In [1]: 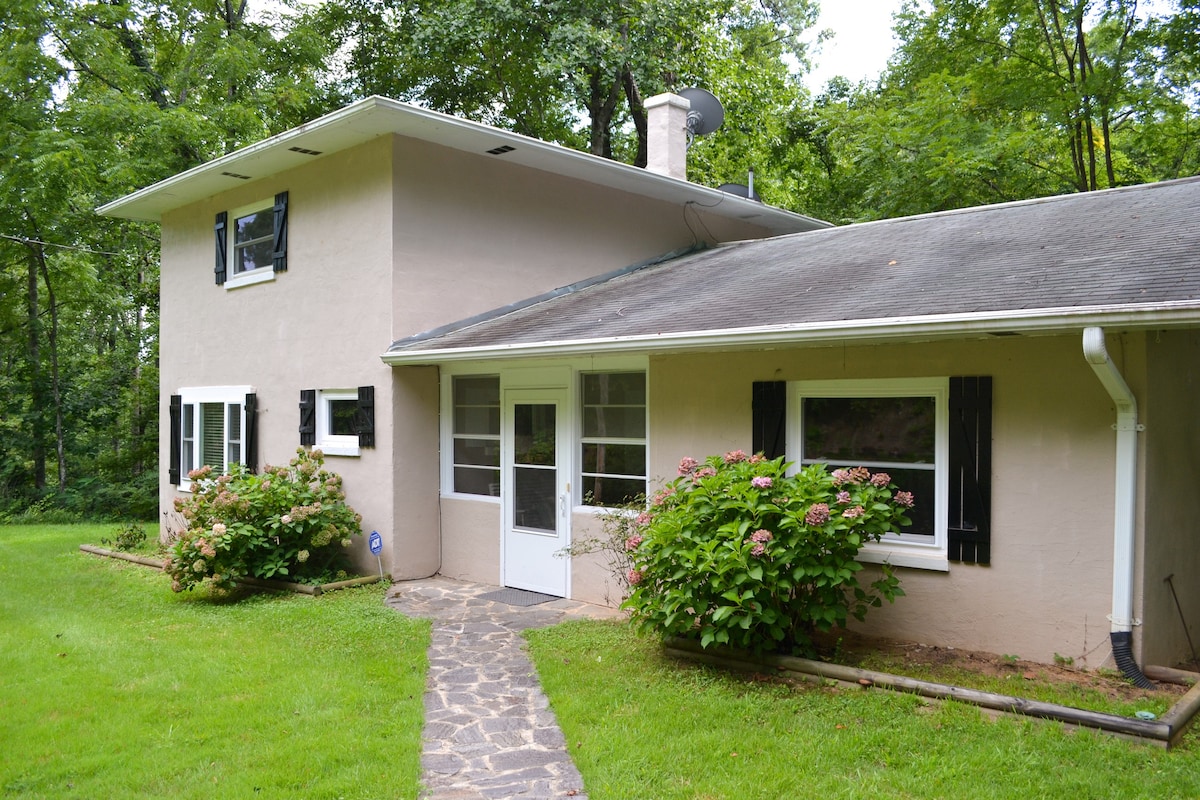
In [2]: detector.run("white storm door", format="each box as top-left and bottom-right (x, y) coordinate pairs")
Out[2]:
(502, 388), (570, 596)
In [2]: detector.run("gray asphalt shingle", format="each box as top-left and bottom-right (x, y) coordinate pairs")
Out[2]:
(389, 176), (1200, 354)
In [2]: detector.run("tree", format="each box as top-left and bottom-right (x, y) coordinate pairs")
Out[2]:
(807, 0), (1200, 221)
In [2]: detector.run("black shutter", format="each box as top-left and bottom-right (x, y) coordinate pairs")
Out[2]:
(272, 191), (288, 272)
(356, 385), (375, 448)
(948, 376), (993, 565)
(752, 381), (787, 460)
(169, 394), (182, 485)
(244, 393), (258, 473)
(299, 389), (316, 446)
(214, 212), (228, 285)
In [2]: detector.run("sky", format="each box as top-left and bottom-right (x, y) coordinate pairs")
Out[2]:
(803, 0), (910, 91)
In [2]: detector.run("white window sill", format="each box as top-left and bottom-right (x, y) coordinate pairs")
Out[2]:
(224, 269), (275, 290)
(857, 546), (950, 572)
(442, 491), (501, 503)
(318, 442), (360, 457)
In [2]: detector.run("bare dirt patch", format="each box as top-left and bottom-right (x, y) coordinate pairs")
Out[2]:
(814, 630), (1195, 704)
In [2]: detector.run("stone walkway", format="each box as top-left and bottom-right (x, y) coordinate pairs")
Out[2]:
(385, 577), (623, 800)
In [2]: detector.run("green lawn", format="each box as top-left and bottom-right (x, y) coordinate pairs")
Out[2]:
(0, 525), (430, 800)
(527, 619), (1200, 800)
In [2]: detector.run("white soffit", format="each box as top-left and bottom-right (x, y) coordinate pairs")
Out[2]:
(98, 96), (828, 234)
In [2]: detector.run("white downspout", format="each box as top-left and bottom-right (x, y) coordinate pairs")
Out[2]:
(1082, 327), (1153, 687)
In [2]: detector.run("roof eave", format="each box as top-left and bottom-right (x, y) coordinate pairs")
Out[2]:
(96, 95), (828, 234)
(380, 301), (1200, 366)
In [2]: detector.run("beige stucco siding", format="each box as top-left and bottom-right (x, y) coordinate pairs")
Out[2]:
(388, 135), (773, 340)
(647, 334), (1129, 667)
(1142, 329), (1200, 668)
(439, 496), (501, 584)
(159, 136), (397, 574)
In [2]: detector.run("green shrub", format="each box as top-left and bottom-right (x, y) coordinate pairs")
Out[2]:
(100, 522), (148, 552)
(165, 448), (362, 593)
(623, 451), (910, 656)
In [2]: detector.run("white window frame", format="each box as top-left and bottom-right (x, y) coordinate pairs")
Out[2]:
(438, 358), (648, 507)
(317, 389), (360, 457)
(224, 199), (276, 290)
(578, 371), (648, 509)
(177, 385), (253, 488)
(787, 377), (950, 572)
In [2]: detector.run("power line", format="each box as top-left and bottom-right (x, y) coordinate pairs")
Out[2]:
(0, 233), (120, 257)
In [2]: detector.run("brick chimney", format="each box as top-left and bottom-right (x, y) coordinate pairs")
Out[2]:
(644, 93), (690, 181)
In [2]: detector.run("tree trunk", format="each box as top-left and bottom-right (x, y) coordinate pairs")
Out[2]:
(26, 251), (45, 490)
(623, 68), (648, 168)
(36, 248), (67, 490)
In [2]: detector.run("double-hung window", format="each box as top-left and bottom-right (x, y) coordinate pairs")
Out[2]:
(451, 375), (501, 496)
(580, 372), (647, 507)
(215, 192), (287, 289)
(788, 378), (949, 569)
(170, 386), (257, 484)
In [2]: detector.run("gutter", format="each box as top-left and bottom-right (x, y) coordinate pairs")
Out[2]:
(1083, 327), (1154, 689)
(382, 301), (1200, 366)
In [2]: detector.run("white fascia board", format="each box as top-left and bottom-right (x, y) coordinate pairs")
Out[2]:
(380, 301), (1200, 365)
(97, 96), (828, 234)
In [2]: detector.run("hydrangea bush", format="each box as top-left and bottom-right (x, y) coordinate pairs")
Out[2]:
(623, 451), (912, 655)
(165, 448), (362, 593)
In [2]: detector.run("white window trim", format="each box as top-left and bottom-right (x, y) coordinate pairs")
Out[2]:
(223, 199), (276, 290)
(786, 377), (950, 572)
(176, 385), (253, 491)
(578, 370), (648, 510)
(438, 358), (648, 506)
(317, 389), (360, 457)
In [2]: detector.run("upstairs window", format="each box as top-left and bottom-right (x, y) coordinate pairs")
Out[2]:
(580, 372), (646, 507)
(215, 192), (288, 288)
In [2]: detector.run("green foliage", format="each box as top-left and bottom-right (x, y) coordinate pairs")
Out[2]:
(99, 522), (147, 552)
(623, 451), (909, 655)
(165, 449), (362, 592)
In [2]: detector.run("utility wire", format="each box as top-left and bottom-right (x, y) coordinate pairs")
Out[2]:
(1, 233), (120, 256)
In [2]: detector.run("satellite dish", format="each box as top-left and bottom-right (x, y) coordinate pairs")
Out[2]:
(678, 87), (724, 144)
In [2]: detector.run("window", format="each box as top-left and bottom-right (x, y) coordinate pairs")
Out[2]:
(452, 376), (500, 496)
(299, 386), (374, 455)
(169, 386), (257, 484)
(788, 378), (949, 568)
(580, 372), (646, 507)
(215, 192), (287, 288)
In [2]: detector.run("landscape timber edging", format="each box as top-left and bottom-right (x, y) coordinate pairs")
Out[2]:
(664, 636), (1200, 749)
(79, 544), (386, 596)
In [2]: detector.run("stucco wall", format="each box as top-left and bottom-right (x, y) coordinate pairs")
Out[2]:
(388, 135), (773, 340)
(1142, 329), (1200, 668)
(648, 334), (1128, 667)
(159, 136), (397, 573)
(439, 496), (501, 584)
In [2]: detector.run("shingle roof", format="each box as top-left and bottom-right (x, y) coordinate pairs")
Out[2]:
(385, 176), (1200, 361)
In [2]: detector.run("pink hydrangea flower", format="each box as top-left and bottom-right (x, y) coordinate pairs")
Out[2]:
(624, 534), (644, 552)
(871, 472), (891, 487)
(894, 491), (915, 508)
(635, 512), (652, 527)
(652, 487), (676, 506)
(835, 491), (851, 505)
(805, 503), (831, 526)
(723, 449), (748, 464)
(842, 505), (865, 519)
(748, 454), (766, 464)
(212, 523), (227, 536)
(627, 569), (644, 586)
(678, 456), (699, 475)
(831, 468), (850, 486)
(751, 543), (767, 557)
(751, 476), (772, 489)
(750, 529), (773, 543)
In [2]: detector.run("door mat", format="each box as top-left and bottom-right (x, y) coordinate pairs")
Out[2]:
(479, 588), (559, 607)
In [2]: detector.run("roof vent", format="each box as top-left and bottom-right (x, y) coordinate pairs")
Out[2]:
(288, 146), (323, 156)
(221, 171), (252, 180)
(487, 144), (516, 155)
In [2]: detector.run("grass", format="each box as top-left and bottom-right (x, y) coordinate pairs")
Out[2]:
(526, 619), (1200, 800)
(0, 524), (430, 800)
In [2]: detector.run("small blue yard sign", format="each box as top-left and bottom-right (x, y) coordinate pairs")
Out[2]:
(369, 531), (383, 555)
